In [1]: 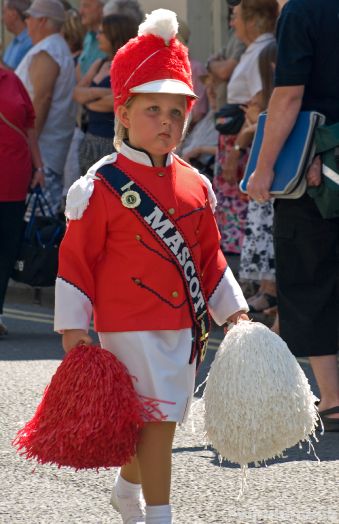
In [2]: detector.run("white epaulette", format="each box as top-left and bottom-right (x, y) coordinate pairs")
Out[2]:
(173, 153), (217, 213)
(65, 153), (118, 220)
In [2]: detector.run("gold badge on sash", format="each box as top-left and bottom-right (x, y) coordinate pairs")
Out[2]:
(121, 190), (141, 209)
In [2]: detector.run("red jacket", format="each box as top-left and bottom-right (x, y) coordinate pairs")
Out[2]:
(57, 150), (227, 332)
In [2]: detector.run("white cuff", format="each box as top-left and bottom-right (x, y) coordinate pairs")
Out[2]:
(54, 277), (92, 332)
(208, 267), (248, 325)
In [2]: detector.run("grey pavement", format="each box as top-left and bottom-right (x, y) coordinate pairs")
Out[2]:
(0, 283), (338, 524)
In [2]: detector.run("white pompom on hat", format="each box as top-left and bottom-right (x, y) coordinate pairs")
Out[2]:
(203, 321), (319, 470)
(110, 8), (197, 113)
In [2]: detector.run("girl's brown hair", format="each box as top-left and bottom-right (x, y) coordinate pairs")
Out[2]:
(102, 14), (138, 57)
(240, 0), (279, 34)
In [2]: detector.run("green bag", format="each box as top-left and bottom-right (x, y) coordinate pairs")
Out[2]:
(307, 122), (339, 219)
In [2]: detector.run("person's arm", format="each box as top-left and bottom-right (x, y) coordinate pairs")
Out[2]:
(246, 85), (304, 201)
(27, 127), (45, 188)
(208, 57), (238, 82)
(55, 182), (108, 351)
(73, 86), (111, 104)
(221, 121), (257, 184)
(29, 51), (60, 137)
(76, 59), (101, 87)
(75, 61), (82, 82)
(183, 145), (217, 163)
(73, 60), (111, 104)
(85, 93), (114, 112)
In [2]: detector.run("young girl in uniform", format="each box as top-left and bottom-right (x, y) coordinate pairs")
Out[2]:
(54, 9), (249, 524)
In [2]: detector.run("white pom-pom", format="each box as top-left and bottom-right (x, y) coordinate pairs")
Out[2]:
(138, 9), (178, 44)
(204, 321), (319, 469)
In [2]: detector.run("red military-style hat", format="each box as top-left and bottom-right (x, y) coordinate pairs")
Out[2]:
(110, 9), (197, 113)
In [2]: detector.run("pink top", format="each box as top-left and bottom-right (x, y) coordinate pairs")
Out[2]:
(0, 68), (35, 201)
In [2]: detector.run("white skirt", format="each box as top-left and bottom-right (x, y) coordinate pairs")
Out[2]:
(99, 329), (196, 423)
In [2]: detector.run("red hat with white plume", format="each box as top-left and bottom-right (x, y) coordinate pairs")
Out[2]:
(110, 8), (197, 113)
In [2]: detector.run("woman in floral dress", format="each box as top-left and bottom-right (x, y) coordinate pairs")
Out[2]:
(213, 0), (278, 255)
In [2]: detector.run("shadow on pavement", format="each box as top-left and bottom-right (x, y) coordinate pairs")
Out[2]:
(173, 427), (339, 469)
(207, 428), (339, 468)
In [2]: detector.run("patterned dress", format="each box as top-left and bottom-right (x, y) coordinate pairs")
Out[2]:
(239, 199), (275, 281)
(213, 134), (249, 254)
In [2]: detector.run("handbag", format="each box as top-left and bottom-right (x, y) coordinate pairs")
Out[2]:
(307, 122), (339, 219)
(214, 103), (245, 136)
(240, 111), (326, 198)
(12, 188), (65, 287)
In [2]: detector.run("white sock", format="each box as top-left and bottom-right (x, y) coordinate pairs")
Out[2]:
(116, 473), (142, 499)
(146, 504), (172, 524)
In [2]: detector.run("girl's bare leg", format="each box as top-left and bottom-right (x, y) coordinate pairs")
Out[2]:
(137, 421), (176, 506)
(121, 455), (142, 484)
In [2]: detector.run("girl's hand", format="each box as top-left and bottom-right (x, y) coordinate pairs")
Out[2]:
(62, 329), (93, 354)
(224, 311), (249, 334)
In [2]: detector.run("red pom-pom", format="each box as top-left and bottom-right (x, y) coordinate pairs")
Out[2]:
(13, 345), (164, 470)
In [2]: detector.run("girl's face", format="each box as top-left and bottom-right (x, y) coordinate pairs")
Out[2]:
(117, 93), (187, 167)
(97, 26), (113, 55)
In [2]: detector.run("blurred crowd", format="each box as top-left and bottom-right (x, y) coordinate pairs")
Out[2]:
(0, 0), (285, 333)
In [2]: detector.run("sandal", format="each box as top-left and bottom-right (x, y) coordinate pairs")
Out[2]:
(248, 293), (277, 313)
(319, 406), (339, 432)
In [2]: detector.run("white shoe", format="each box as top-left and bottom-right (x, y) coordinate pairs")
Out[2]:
(110, 485), (145, 524)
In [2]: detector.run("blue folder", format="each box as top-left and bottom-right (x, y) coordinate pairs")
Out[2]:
(240, 111), (325, 198)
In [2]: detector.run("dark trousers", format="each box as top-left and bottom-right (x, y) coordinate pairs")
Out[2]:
(274, 194), (339, 357)
(0, 201), (25, 314)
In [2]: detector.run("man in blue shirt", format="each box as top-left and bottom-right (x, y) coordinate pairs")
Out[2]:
(2, 0), (32, 69)
(77, 0), (107, 78)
